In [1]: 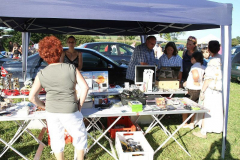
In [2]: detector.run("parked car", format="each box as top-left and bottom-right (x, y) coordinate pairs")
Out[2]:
(231, 52), (240, 82)
(0, 53), (16, 67)
(231, 45), (240, 60)
(176, 44), (184, 51)
(80, 42), (135, 65)
(1, 48), (128, 85)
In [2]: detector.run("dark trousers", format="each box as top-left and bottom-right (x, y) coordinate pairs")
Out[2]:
(188, 89), (201, 103)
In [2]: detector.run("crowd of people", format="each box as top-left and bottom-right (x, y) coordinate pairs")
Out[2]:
(126, 35), (223, 139)
(26, 35), (223, 159)
(5, 41), (37, 59)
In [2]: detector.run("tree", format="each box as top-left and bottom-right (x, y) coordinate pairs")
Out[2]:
(74, 35), (95, 45)
(236, 36), (240, 43)
(117, 37), (123, 40)
(160, 32), (185, 41)
(232, 38), (239, 46)
(125, 36), (136, 41)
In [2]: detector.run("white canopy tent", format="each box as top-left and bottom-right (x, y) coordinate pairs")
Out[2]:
(0, 0), (233, 158)
(198, 34), (221, 48)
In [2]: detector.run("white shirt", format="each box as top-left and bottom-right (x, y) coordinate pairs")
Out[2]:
(186, 62), (205, 90)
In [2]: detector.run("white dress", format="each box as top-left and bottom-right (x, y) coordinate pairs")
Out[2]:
(197, 54), (223, 133)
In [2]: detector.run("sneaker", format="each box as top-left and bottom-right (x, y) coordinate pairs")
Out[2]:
(192, 131), (207, 138)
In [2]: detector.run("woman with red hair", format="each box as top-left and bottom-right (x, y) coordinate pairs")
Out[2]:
(29, 36), (89, 160)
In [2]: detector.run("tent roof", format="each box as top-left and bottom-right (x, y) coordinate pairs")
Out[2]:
(0, 0), (232, 35)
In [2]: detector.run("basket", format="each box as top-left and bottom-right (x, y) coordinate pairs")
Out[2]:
(115, 132), (154, 160)
(107, 116), (136, 139)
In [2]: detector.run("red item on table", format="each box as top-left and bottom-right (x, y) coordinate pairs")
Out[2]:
(21, 90), (30, 95)
(3, 89), (20, 96)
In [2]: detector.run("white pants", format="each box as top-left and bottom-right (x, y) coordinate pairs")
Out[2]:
(46, 111), (87, 153)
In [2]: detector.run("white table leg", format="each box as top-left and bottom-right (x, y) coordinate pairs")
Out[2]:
(0, 138), (29, 160)
(0, 120), (31, 158)
(152, 113), (194, 156)
(15, 121), (46, 147)
(144, 114), (165, 135)
(86, 116), (122, 160)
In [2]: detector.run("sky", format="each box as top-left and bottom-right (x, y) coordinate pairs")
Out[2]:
(178, 0), (240, 40)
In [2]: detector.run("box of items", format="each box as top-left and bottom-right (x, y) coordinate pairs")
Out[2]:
(155, 81), (179, 89)
(156, 66), (180, 89)
(107, 116), (136, 139)
(115, 131), (154, 160)
(128, 101), (143, 112)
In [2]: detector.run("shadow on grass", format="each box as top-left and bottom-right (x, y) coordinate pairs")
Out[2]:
(139, 114), (194, 159)
(0, 142), (39, 160)
(204, 139), (234, 160)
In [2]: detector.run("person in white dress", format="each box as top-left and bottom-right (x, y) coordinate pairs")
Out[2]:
(193, 40), (223, 138)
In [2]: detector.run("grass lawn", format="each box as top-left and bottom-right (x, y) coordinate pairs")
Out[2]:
(0, 82), (240, 160)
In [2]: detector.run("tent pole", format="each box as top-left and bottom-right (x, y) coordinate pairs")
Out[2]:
(22, 32), (29, 82)
(221, 25), (231, 159)
(140, 35), (147, 44)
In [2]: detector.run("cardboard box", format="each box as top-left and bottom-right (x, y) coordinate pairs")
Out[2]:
(92, 71), (108, 89)
(155, 81), (179, 89)
(128, 101), (142, 112)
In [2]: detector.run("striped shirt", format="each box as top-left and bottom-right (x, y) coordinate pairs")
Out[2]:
(126, 43), (156, 81)
(157, 53), (183, 72)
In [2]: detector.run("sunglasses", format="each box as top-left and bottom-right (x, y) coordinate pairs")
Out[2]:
(68, 41), (75, 44)
(187, 36), (197, 42)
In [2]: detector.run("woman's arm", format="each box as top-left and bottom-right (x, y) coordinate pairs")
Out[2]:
(192, 69), (200, 86)
(29, 76), (45, 108)
(201, 79), (212, 92)
(59, 51), (65, 62)
(76, 69), (89, 111)
(78, 52), (83, 71)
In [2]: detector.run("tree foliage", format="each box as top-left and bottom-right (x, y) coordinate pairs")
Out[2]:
(232, 36), (240, 46)
(125, 36), (136, 40)
(73, 35), (95, 46)
(159, 32), (185, 41)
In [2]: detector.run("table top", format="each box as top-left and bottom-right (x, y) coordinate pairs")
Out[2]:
(0, 98), (208, 121)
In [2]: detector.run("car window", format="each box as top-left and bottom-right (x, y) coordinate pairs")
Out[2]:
(232, 53), (240, 64)
(231, 47), (236, 54)
(236, 47), (240, 53)
(99, 44), (108, 53)
(82, 52), (107, 68)
(92, 45), (99, 51)
(119, 45), (133, 56)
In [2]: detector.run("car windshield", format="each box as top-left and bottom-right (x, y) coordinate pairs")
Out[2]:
(232, 47), (236, 54)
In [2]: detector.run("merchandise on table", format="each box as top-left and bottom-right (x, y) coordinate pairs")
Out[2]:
(128, 101), (142, 112)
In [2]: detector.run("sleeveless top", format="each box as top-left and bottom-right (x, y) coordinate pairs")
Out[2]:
(182, 50), (193, 81)
(37, 63), (78, 113)
(63, 52), (79, 68)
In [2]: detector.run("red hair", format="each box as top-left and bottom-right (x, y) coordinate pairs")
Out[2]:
(38, 36), (63, 64)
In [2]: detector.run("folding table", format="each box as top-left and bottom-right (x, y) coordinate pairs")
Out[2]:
(81, 98), (208, 159)
(0, 102), (47, 160)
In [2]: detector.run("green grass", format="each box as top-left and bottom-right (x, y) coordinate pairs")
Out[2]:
(1, 82), (240, 159)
